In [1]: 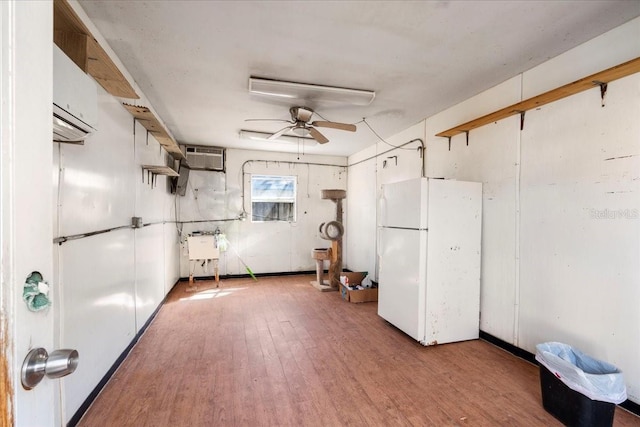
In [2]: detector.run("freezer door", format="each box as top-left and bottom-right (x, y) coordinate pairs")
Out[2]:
(377, 227), (427, 341)
(379, 178), (428, 229)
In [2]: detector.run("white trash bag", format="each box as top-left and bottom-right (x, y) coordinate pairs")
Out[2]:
(361, 274), (373, 288)
(535, 342), (627, 404)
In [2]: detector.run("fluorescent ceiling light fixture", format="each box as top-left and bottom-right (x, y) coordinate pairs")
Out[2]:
(239, 130), (317, 144)
(249, 77), (375, 106)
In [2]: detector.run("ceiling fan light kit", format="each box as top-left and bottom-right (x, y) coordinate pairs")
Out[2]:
(249, 77), (375, 106)
(291, 127), (310, 137)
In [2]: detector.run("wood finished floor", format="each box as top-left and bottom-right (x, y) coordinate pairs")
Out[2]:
(78, 275), (640, 426)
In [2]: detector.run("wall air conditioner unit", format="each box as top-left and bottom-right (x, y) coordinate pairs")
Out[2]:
(184, 145), (225, 172)
(53, 44), (97, 144)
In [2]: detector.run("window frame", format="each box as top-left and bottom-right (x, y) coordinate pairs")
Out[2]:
(250, 174), (297, 223)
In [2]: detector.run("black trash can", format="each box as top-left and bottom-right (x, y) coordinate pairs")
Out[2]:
(536, 342), (627, 427)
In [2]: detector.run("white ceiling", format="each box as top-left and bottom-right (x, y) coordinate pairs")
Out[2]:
(78, 0), (640, 157)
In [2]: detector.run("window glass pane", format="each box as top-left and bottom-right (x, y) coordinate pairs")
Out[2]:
(251, 175), (296, 222)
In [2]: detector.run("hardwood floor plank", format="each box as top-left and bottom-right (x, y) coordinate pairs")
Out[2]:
(77, 275), (640, 426)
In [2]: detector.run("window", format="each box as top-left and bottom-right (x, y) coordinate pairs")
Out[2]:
(251, 175), (296, 222)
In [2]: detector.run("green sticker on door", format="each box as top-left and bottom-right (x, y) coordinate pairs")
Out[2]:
(23, 271), (51, 312)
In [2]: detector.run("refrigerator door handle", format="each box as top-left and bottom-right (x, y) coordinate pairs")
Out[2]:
(378, 194), (386, 227)
(376, 227), (384, 283)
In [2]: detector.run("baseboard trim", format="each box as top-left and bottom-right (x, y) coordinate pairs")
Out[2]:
(479, 330), (640, 417)
(178, 270), (319, 282)
(620, 399), (640, 417)
(66, 280), (179, 427)
(479, 330), (537, 364)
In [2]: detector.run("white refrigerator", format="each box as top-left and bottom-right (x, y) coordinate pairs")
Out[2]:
(377, 178), (482, 346)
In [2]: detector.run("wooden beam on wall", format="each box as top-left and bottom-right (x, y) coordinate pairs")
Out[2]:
(53, 30), (89, 71)
(85, 37), (139, 98)
(436, 57), (640, 139)
(53, 0), (138, 99)
(52, 0), (184, 160)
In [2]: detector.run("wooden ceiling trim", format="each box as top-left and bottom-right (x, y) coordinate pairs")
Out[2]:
(53, 0), (90, 34)
(54, 0), (138, 99)
(436, 56), (640, 139)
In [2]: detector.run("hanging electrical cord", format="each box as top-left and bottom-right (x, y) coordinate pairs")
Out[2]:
(360, 118), (421, 151)
(315, 108), (418, 153)
(348, 136), (426, 178)
(315, 112), (425, 175)
(174, 191), (183, 236)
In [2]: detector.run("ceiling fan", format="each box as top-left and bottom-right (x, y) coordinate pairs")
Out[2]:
(246, 106), (356, 144)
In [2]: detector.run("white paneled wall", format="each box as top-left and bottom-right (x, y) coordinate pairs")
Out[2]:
(347, 17), (640, 404)
(178, 149), (347, 277)
(55, 84), (181, 422)
(58, 232), (136, 418)
(517, 74), (640, 401)
(345, 146), (377, 276)
(425, 77), (522, 344)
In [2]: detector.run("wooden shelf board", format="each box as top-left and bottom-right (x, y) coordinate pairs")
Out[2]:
(123, 104), (186, 160)
(436, 56), (640, 138)
(153, 134), (186, 158)
(54, 0), (138, 99)
(141, 165), (179, 177)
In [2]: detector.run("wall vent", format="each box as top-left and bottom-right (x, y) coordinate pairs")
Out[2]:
(184, 145), (225, 172)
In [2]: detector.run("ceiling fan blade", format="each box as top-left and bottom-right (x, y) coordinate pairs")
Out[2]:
(268, 126), (294, 140)
(311, 121), (356, 132)
(309, 127), (329, 144)
(245, 118), (294, 123)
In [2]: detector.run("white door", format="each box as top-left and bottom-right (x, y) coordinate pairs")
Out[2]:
(377, 227), (427, 341)
(1, 1), (57, 425)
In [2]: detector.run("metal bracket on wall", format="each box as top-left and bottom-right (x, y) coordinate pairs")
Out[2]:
(519, 111), (526, 131)
(142, 169), (157, 187)
(447, 136), (452, 151)
(594, 81), (608, 107)
(465, 131), (469, 146)
(141, 165), (179, 188)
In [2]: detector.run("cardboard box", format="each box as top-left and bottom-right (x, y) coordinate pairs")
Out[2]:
(340, 272), (378, 303)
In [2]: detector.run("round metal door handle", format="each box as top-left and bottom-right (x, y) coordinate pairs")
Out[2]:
(21, 348), (48, 390)
(21, 347), (80, 389)
(46, 349), (79, 379)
